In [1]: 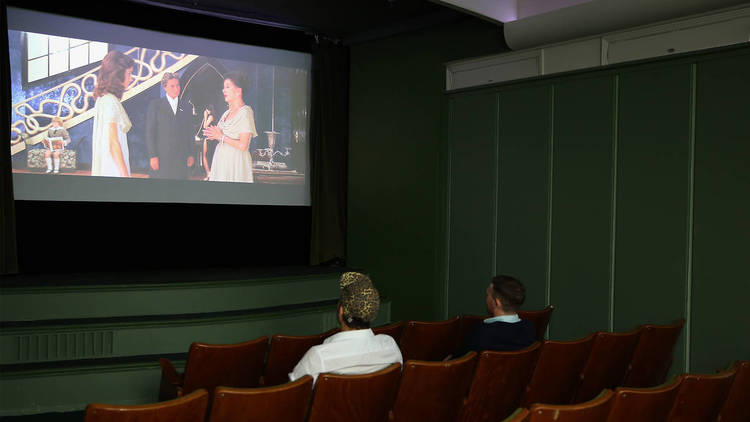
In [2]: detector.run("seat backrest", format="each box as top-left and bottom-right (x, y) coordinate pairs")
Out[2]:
(264, 333), (325, 386)
(85, 389), (209, 422)
(575, 327), (642, 403)
(399, 316), (461, 361)
(517, 305), (555, 341)
(372, 321), (405, 344)
(504, 408), (531, 422)
(522, 333), (596, 407)
(457, 314), (484, 350)
(666, 370), (736, 422)
(718, 360), (750, 422)
(459, 342), (542, 422)
(605, 375), (682, 422)
(527, 389), (614, 422)
(390, 352), (478, 422)
(622, 319), (685, 388)
(306, 363), (402, 422)
(208, 376), (313, 422)
(182, 336), (268, 395)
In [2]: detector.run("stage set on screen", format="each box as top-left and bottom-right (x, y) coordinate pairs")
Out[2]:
(8, 30), (309, 185)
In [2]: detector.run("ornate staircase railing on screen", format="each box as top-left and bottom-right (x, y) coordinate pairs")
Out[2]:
(10, 47), (197, 155)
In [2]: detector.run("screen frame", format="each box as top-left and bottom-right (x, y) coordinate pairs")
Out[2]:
(3, 1), (319, 274)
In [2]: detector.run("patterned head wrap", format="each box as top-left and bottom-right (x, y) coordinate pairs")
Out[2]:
(339, 272), (380, 323)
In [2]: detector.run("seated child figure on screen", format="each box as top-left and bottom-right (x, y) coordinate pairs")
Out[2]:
(43, 117), (71, 174)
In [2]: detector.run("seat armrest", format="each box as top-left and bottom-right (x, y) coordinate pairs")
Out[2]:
(158, 358), (185, 401)
(159, 358), (184, 385)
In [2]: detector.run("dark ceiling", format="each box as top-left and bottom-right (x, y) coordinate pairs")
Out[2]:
(136, 0), (493, 44)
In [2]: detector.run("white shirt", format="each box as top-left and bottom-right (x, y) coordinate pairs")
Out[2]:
(289, 328), (403, 384)
(166, 95), (178, 115)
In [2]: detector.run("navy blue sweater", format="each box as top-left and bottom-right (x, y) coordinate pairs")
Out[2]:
(455, 319), (536, 357)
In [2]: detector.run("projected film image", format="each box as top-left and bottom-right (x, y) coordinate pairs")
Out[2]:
(8, 30), (309, 186)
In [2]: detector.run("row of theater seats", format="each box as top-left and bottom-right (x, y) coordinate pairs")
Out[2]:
(504, 360), (749, 421)
(85, 308), (730, 422)
(157, 306), (555, 400)
(85, 344), (748, 422)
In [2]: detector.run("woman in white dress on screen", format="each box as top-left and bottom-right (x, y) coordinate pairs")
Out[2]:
(202, 71), (257, 182)
(91, 50), (135, 178)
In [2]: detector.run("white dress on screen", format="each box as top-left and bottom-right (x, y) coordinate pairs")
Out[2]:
(209, 104), (257, 183)
(91, 93), (132, 177)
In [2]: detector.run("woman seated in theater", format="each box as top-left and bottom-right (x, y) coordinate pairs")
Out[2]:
(289, 272), (403, 384)
(43, 117), (71, 174)
(202, 71), (256, 182)
(452, 275), (536, 358)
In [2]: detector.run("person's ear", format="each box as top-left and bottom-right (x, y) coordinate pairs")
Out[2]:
(494, 297), (504, 312)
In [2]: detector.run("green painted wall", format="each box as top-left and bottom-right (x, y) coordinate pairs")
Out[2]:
(495, 85), (552, 313)
(691, 53), (750, 372)
(444, 44), (750, 374)
(348, 18), (508, 322)
(446, 92), (498, 316)
(550, 76), (615, 339)
(0, 272), (392, 415)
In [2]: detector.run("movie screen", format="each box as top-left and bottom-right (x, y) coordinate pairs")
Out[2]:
(7, 7), (311, 206)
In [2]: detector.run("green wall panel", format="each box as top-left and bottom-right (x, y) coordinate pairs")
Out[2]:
(446, 45), (750, 374)
(549, 76), (615, 340)
(0, 274), (341, 321)
(496, 85), (552, 311)
(0, 301), (391, 414)
(348, 19), (507, 322)
(446, 93), (498, 317)
(691, 52), (750, 372)
(614, 64), (692, 372)
(1, 363), (163, 416)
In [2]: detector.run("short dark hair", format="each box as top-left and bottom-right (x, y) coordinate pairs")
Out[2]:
(161, 72), (179, 88)
(490, 275), (525, 313)
(224, 71), (248, 95)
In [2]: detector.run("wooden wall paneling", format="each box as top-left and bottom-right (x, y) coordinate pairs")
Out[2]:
(549, 75), (616, 339)
(496, 84), (553, 312)
(691, 51), (750, 372)
(613, 63), (693, 374)
(446, 92), (499, 317)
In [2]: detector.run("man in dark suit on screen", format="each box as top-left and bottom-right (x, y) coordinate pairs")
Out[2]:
(146, 72), (194, 179)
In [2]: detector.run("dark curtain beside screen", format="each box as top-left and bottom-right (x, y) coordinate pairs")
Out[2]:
(1, 6), (19, 275)
(309, 39), (349, 266)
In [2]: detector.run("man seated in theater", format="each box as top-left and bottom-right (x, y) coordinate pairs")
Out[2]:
(453, 275), (536, 358)
(289, 272), (403, 384)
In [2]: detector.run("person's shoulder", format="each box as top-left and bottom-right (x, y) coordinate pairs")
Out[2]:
(373, 333), (400, 348)
(299, 343), (325, 363)
(98, 93), (117, 105)
(517, 319), (535, 330)
(240, 105), (254, 117)
(95, 94), (120, 114)
(147, 96), (166, 109)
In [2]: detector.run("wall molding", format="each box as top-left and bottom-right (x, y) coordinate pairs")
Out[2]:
(446, 4), (750, 90)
